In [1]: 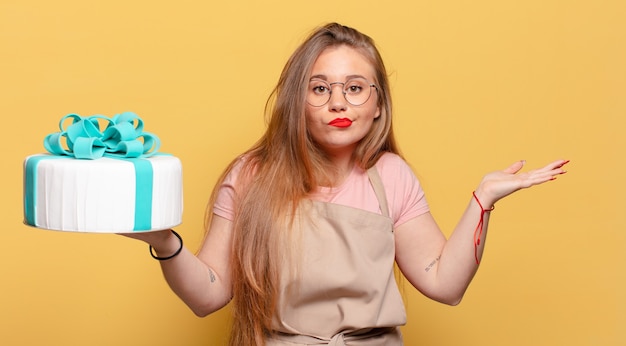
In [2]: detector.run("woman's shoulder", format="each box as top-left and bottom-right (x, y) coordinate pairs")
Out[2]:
(375, 152), (421, 185)
(372, 152), (429, 224)
(375, 152), (412, 171)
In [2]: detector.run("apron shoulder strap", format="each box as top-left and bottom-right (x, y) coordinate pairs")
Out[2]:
(366, 165), (390, 218)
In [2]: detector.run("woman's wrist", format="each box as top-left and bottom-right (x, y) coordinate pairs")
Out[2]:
(472, 185), (496, 209)
(471, 191), (494, 265)
(149, 230), (184, 260)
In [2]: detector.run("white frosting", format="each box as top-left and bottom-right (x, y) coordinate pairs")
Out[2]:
(24, 154), (183, 233)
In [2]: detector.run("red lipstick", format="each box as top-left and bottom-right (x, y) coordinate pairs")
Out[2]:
(329, 118), (352, 128)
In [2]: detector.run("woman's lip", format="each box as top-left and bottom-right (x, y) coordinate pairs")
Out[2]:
(329, 118), (352, 128)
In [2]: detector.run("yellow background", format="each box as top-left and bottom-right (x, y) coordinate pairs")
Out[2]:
(2, 0), (624, 345)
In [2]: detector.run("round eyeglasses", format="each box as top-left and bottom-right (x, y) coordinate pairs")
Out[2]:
(306, 77), (378, 107)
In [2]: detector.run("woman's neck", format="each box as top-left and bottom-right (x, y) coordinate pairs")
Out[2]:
(321, 149), (355, 187)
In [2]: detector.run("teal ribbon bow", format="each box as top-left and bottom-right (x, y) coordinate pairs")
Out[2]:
(43, 112), (160, 159)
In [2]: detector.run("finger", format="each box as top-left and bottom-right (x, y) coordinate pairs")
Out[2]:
(538, 159), (570, 176)
(541, 159), (570, 171)
(502, 160), (525, 174)
(522, 159), (569, 177)
(521, 164), (568, 188)
(555, 159), (570, 169)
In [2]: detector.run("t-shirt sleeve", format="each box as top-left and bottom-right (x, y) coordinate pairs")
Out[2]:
(377, 154), (430, 228)
(212, 159), (244, 221)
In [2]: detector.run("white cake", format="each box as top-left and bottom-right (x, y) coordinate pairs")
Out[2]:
(23, 112), (183, 233)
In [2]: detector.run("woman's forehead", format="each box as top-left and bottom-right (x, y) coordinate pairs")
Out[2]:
(310, 45), (376, 81)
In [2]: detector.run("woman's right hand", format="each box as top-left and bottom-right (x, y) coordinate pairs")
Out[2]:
(119, 229), (181, 257)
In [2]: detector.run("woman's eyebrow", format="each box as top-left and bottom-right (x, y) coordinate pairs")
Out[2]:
(309, 74), (367, 81)
(310, 74), (328, 80)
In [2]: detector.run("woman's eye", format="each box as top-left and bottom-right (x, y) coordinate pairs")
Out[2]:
(313, 86), (329, 94)
(346, 85), (363, 93)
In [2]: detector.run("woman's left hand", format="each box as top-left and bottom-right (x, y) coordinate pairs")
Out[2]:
(474, 159), (569, 207)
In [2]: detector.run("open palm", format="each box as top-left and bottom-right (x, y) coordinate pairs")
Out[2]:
(478, 159), (569, 205)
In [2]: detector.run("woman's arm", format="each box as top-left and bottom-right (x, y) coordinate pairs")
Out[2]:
(395, 159), (568, 305)
(123, 214), (233, 316)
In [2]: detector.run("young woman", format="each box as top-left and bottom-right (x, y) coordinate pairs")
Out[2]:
(127, 23), (568, 345)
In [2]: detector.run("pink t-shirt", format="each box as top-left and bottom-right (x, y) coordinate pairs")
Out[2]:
(213, 152), (429, 228)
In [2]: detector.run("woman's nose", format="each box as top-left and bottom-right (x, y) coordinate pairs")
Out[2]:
(328, 86), (347, 112)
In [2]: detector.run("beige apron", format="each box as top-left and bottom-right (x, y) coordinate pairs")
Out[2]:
(267, 167), (406, 345)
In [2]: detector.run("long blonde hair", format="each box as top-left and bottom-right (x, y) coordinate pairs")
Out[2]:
(205, 23), (400, 345)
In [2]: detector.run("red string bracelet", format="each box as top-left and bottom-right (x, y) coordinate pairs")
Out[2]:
(472, 191), (494, 264)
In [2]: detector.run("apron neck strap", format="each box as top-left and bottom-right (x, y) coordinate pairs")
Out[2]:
(366, 166), (390, 218)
